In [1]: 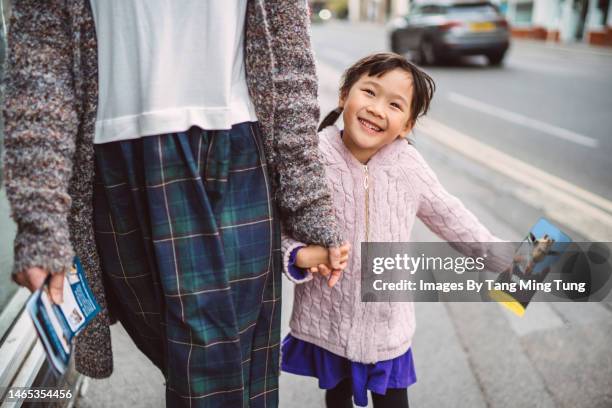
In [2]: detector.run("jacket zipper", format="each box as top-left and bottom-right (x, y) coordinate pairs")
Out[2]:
(364, 165), (369, 242)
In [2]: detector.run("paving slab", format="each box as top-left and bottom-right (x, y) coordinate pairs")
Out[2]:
(504, 302), (565, 337)
(446, 302), (558, 408)
(76, 324), (165, 408)
(521, 319), (612, 408)
(410, 303), (487, 408)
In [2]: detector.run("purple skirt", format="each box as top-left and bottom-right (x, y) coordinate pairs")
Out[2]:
(280, 334), (417, 407)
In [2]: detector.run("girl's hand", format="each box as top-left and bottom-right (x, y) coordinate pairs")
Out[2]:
(295, 243), (350, 269)
(295, 245), (329, 269)
(297, 243), (351, 288)
(308, 263), (343, 288)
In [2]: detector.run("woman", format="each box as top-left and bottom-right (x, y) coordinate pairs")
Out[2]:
(3, 1), (344, 406)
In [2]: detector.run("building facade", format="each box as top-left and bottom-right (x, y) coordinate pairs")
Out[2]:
(345, 0), (612, 46)
(508, 0), (612, 45)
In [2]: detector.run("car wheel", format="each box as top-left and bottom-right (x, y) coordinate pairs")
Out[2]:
(419, 39), (436, 66)
(487, 51), (506, 66)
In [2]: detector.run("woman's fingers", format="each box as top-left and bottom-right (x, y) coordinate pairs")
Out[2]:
(309, 265), (332, 278)
(327, 242), (351, 271)
(340, 242), (351, 255)
(328, 269), (342, 288)
(328, 246), (342, 270)
(48, 272), (65, 304)
(13, 267), (48, 293)
(318, 264), (331, 277)
(12, 270), (27, 288)
(12, 267), (65, 304)
(317, 242), (351, 288)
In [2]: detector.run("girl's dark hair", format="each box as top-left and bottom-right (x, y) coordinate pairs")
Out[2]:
(318, 52), (436, 132)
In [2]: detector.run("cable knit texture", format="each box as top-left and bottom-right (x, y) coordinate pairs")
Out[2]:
(2, 0), (341, 379)
(284, 126), (513, 364)
(281, 234), (313, 284)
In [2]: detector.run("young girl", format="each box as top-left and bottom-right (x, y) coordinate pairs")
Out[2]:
(280, 53), (511, 408)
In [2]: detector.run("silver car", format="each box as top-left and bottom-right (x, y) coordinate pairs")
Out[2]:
(389, 1), (510, 65)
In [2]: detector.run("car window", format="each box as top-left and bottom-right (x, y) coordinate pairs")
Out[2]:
(446, 3), (499, 16)
(420, 5), (447, 15)
(408, 6), (422, 17)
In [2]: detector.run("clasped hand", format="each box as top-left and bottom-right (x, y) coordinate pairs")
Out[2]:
(294, 243), (351, 288)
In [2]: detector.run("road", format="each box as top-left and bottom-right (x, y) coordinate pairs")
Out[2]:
(311, 21), (612, 203)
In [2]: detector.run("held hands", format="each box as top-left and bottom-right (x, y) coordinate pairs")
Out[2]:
(13, 267), (65, 304)
(295, 242), (351, 288)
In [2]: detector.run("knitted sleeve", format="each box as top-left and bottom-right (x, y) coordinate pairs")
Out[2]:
(281, 230), (313, 284)
(263, 1), (343, 248)
(2, 0), (78, 276)
(405, 147), (513, 273)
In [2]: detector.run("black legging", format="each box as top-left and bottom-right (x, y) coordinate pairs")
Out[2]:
(326, 378), (409, 408)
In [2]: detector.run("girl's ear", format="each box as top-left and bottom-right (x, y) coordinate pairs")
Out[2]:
(398, 118), (414, 139)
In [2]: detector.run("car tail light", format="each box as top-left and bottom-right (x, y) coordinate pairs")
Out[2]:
(496, 19), (509, 29)
(439, 21), (463, 31)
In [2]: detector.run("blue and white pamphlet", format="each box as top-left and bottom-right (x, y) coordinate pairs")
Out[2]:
(26, 257), (101, 375)
(489, 218), (572, 316)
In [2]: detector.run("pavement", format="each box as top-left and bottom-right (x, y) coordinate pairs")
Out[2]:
(75, 23), (612, 408)
(510, 37), (612, 57)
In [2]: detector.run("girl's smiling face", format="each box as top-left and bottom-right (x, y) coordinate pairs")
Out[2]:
(340, 68), (414, 164)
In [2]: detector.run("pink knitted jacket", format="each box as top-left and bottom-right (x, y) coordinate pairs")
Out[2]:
(281, 126), (511, 363)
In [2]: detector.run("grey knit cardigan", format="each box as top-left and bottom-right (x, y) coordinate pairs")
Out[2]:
(2, 0), (342, 379)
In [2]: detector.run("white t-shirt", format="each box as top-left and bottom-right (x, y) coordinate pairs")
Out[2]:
(89, 0), (258, 144)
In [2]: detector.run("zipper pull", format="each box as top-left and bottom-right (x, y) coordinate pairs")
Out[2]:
(363, 165), (369, 189)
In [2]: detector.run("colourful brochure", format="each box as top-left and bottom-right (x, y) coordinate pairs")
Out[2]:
(26, 257), (101, 375)
(489, 218), (572, 316)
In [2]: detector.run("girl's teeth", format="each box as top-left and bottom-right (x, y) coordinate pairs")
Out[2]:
(360, 119), (381, 132)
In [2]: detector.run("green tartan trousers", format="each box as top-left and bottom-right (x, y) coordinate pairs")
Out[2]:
(93, 122), (281, 407)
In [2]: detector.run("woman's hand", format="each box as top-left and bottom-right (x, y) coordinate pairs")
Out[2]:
(295, 242), (351, 287)
(13, 267), (65, 304)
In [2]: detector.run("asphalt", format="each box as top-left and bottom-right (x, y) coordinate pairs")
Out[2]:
(312, 20), (612, 203)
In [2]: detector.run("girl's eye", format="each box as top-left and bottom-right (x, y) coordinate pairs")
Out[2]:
(391, 102), (402, 110)
(362, 89), (375, 96)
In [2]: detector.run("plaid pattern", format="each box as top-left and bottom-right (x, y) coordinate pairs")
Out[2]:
(93, 122), (281, 407)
